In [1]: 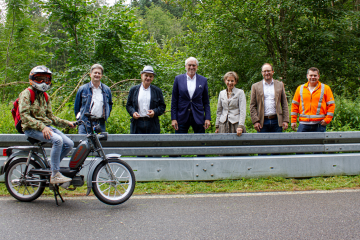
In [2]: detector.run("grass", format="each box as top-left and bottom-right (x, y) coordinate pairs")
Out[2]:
(1, 175), (360, 197)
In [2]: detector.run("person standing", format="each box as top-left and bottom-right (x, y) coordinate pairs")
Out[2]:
(126, 66), (166, 134)
(215, 71), (246, 136)
(20, 66), (75, 184)
(74, 64), (113, 134)
(171, 57), (211, 133)
(291, 67), (335, 132)
(250, 63), (289, 133)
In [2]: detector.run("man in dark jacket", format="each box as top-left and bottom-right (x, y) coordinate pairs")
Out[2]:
(126, 66), (166, 134)
(171, 57), (211, 133)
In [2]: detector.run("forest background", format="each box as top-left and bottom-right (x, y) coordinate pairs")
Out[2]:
(0, 0), (360, 134)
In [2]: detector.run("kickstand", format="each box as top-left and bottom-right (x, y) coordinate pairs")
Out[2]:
(52, 184), (65, 206)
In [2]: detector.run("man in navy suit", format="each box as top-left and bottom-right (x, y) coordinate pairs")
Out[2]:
(171, 57), (211, 133)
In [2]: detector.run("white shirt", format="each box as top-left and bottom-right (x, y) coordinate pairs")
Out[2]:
(263, 79), (276, 116)
(187, 74), (196, 99)
(138, 84), (151, 117)
(90, 82), (104, 118)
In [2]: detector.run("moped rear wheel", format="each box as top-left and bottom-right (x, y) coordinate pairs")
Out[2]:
(5, 158), (45, 202)
(92, 159), (136, 205)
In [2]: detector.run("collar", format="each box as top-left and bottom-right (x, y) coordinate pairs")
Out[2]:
(187, 74), (196, 81)
(304, 81), (321, 89)
(263, 79), (274, 85)
(90, 81), (102, 89)
(140, 83), (151, 91)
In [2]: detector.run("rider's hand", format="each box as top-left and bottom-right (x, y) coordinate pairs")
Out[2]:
(68, 122), (76, 129)
(291, 123), (297, 131)
(133, 112), (140, 119)
(42, 127), (53, 140)
(282, 122), (288, 130)
(320, 120), (327, 126)
(171, 120), (178, 130)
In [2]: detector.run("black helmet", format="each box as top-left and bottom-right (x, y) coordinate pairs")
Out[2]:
(29, 65), (52, 92)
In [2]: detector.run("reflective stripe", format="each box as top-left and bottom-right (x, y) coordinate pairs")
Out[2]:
(291, 112), (298, 116)
(316, 83), (325, 115)
(327, 101), (335, 105)
(292, 100), (299, 105)
(299, 114), (326, 118)
(327, 112), (334, 116)
(299, 84), (305, 115)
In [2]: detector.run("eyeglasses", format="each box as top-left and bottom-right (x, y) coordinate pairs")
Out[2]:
(187, 64), (197, 67)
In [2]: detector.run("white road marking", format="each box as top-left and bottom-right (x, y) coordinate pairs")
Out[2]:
(0, 189), (359, 201)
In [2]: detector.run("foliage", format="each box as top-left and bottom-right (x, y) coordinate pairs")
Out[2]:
(175, 0), (360, 96)
(2, 175), (360, 196)
(0, 0), (49, 99)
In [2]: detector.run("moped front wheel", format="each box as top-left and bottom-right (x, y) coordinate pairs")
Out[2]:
(92, 159), (136, 205)
(5, 158), (45, 202)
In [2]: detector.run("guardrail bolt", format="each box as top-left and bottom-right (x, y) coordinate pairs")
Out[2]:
(211, 163), (214, 166)
(211, 174), (214, 177)
(157, 169), (161, 172)
(270, 167), (274, 169)
(203, 169), (207, 172)
(248, 168), (252, 170)
(196, 164), (199, 167)
(196, 174), (199, 177)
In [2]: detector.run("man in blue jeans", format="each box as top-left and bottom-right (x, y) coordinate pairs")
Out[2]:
(74, 64), (113, 134)
(250, 63), (289, 133)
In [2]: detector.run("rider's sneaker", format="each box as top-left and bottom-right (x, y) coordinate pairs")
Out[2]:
(50, 172), (72, 184)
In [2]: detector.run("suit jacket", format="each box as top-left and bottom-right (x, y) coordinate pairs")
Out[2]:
(126, 84), (166, 134)
(171, 73), (211, 125)
(215, 87), (246, 130)
(250, 80), (289, 127)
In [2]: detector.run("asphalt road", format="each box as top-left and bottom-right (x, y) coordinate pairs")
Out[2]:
(1, 190), (360, 239)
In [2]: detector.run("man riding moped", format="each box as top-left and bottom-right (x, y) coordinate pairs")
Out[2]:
(19, 65), (76, 184)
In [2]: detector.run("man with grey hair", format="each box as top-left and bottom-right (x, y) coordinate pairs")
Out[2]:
(171, 57), (211, 133)
(74, 64), (113, 134)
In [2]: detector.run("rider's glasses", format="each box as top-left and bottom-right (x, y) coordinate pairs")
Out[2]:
(34, 74), (51, 84)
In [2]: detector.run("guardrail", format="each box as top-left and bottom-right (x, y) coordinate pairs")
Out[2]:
(0, 132), (360, 181)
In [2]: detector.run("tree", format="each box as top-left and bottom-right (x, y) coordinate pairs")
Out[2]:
(177, 0), (360, 96)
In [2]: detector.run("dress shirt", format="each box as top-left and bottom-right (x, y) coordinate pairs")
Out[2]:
(90, 82), (104, 118)
(263, 79), (276, 116)
(187, 74), (196, 99)
(138, 83), (151, 117)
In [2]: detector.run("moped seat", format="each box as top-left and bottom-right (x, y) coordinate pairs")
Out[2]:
(8, 145), (40, 150)
(27, 137), (46, 145)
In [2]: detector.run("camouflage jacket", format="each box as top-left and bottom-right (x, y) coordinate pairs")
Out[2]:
(19, 86), (70, 132)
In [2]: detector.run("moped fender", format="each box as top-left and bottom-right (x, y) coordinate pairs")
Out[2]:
(0, 150), (47, 175)
(86, 153), (122, 196)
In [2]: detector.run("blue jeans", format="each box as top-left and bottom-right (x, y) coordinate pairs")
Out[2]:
(25, 126), (74, 173)
(297, 123), (326, 132)
(78, 118), (106, 134)
(259, 118), (282, 133)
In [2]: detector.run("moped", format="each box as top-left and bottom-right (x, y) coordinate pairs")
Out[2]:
(0, 113), (136, 205)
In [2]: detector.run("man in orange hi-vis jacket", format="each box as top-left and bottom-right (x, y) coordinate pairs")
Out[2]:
(291, 67), (335, 132)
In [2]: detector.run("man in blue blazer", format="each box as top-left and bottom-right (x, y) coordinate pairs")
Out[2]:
(171, 57), (211, 133)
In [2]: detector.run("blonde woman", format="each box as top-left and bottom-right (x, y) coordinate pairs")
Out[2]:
(215, 71), (246, 136)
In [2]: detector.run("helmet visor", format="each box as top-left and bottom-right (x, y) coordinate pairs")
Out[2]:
(33, 74), (51, 84)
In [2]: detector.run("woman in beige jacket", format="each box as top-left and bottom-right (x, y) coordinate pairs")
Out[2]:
(215, 71), (246, 136)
